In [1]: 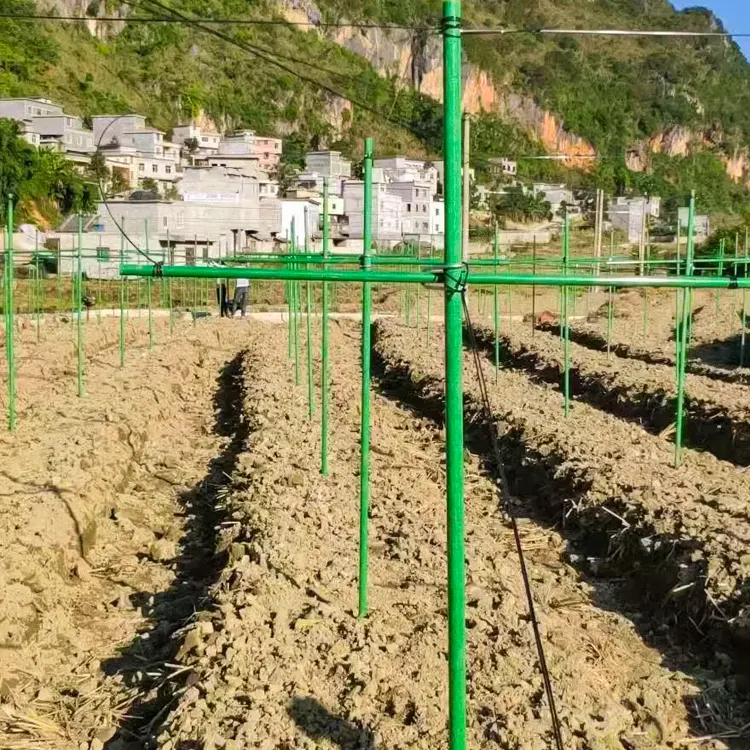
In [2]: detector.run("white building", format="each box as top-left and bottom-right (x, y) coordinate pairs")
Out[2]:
(172, 124), (221, 158)
(216, 131), (282, 174)
(344, 181), (403, 245)
(305, 151), (352, 179)
(487, 158), (518, 178)
(609, 197), (662, 243)
(0, 98), (94, 166)
(677, 208), (710, 239)
(280, 198), (321, 247)
(374, 157), (440, 197)
(81, 165), (281, 265)
(386, 181), (433, 236)
(93, 115), (181, 190)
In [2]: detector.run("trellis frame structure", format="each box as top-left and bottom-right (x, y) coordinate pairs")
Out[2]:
(120, 3), (750, 747)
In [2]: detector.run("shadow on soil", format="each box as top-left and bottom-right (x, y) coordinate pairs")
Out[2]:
(540, 321), (750, 386)
(288, 697), (376, 749)
(499, 326), (750, 466)
(370, 333), (750, 749)
(102, 350), (250, 749)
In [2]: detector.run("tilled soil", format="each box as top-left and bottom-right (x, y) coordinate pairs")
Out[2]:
(0, 317), (253, 748)
(0, 314), (193, 420)
(3, 314), (750, 749)
(374, 320), (750, 733)
(149, 322), (732, 749)
(473, 322), (750, 465)
(563, 289), (750, 380)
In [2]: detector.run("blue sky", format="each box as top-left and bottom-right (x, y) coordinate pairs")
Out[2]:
(671, 1), (750, 60)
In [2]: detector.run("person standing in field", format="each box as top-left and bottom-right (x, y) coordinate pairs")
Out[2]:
(232, 277), (250, 318)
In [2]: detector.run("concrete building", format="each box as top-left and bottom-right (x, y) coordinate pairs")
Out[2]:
(305, 151), (352, 179)
(487, 158), (518, 178)
(0, 98), (94, 165)
(93, 115), (181, 190)
(280, 198), (321, 247)
(172, 124), (221, 158)
(532, 183), (575, 216)
(31, 114), (95, 166)
(387, 181), (433, 235)
(678, 208), (710, 238)
(344, 181), (403, 245)
(609, 197), (662, 243)
(79, 165), (281, 266)
(375, 157), (441, 196)
(218, 131), (282, 174)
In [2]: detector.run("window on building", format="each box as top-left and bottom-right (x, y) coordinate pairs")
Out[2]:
(152, 164), (158, 173)
(435, 224), (440, 232)
(163, 217), (168, 227)
(138, 163), (145, 172)
(201, 136), (208, 142)
(407, 204), (411, 212)
(435, 207), (440, 216)
(166, 165), (172, 174)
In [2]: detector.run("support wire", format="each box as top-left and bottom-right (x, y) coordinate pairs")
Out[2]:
(460, 291), (565, 750)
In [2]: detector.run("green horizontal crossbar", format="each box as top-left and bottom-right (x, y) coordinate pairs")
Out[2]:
(121, 264), (750, 290)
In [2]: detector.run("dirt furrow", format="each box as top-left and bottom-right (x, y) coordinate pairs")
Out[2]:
(483, 322), (750, 465)
(151, 322), (742, 749)
(374, 319), (750, 727)
(0, 319), (250, 748)
(539, 321), (750, 385)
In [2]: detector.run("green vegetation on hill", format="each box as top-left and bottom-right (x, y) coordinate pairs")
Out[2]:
(0, 119), (97, 225)
(0, 0), (748, 221)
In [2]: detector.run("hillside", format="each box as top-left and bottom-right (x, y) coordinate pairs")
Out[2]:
(1, 0), (749, 220)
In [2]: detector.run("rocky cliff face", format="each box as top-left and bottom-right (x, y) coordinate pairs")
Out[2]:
(45, 0), (750, 185)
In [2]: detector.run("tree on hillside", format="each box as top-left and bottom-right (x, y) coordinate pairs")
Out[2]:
(0, 119), (96, 223)
(492, 185), (551, 224)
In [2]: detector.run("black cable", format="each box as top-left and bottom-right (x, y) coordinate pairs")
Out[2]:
(460, 292), (566, 750)
(0, 11), (436, 30)
(93, 114), (162, 265)
(128, 0), (444, 149)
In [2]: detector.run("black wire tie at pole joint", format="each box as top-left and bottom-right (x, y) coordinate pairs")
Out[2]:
(729, 276), (739, 290)
(152, 262), (164, 278)
(439, 263), (469, 296)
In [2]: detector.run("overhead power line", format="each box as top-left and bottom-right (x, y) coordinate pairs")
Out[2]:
(3, 13), (750, 39)
(0, 11), (435, 30)
(463, 27), (750, 38)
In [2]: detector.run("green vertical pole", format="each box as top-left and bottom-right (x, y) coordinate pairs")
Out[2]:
(291, 219), (300, 387)
(5, 196), (16, 430)
(167, 230), (174, 334)
(493, 226), (499, 382)
(304, 208), (315, 419)
(145, 219), (153, 350)
(562, 211), (571, 417)
(416, 242), (422, 330)
(358, 137), (374, 620)
(675, 192), (695, 467)
(119, 224), (125, 368)
(56, 245), (61, 316)
(321, 178), (330, 476)
(607, 231), (614, 360)
(427, 286), (432, 343)
(443, 4), (467, 748)
(642, 240), (649, 339)
(716, 237), (725, 316)
(742, 228), (749, 368)
(96, 236), (102, 325)
(34, 231), (41, 343)
(531, 237), (537, 336)
(76, 214), (84, 398)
